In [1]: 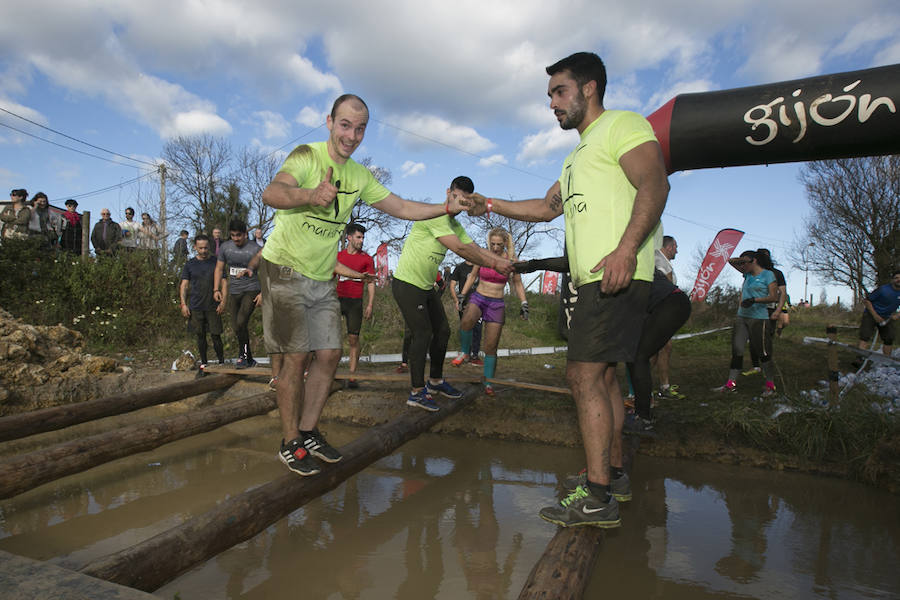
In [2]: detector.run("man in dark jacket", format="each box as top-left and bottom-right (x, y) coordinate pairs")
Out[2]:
(90, 208), (122, 255)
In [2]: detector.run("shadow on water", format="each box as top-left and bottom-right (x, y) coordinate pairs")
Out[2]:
(0, 417), (897, 599)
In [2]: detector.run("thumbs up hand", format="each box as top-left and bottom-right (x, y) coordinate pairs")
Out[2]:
(311, 167), (339, 208)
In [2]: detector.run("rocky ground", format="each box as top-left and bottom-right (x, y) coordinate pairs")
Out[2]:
(0, 307), (134, 415)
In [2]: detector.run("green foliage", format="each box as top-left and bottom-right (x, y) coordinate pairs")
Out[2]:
(1, 240), (182, 347)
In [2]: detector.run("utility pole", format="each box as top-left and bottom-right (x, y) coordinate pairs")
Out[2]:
(159, 163), (168, 268)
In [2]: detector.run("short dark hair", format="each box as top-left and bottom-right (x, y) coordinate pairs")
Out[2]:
(662, 235), (676, 247)
(546, 52), (607, 105)
(32, 192), (48, 203)
(739, 250), (757, 261)
(450, 175), (474, 194)
(892, 268), (900, 277)
(194, 234), (210, 243)
(125, 206), (135, 214)
(228, 219), (247, 233)
(10, 188), (27, 198)
(345, 223), (366, 236)
(180, 230), (189, 236)
(331, 94), (369, 119)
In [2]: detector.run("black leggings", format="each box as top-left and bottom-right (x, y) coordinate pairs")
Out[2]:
(627, 292), (691, 419)
(392, 278), (450, 388)
(230, 291), (257, 356)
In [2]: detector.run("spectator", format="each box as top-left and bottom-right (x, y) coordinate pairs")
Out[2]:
(59, 199), (83, 254)
(27, 192), (61, 248)
(856, 269), (900, 362)
(90, 208), (122, 255)
(211, 227), (223, 256)
(137, 212), (161, 265)
(214, 219), (262, 368)
(1, 188), (32, 241)
(120, 207), (139, 251)
(172, 230), (190, 265)
(253, 228), (266, 247)
(180, 234), (225, 371)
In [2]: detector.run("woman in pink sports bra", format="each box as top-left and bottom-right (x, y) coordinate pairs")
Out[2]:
(452, 227), (528, 395)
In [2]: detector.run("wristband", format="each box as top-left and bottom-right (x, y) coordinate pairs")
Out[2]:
(445, 201), (451, 215)
(486, 198), (493, 215)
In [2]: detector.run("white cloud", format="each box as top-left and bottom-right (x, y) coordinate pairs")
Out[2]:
(163, 110), (232, 138)
(478, 154), (508, 168)
(646, 79), (716, 114)
(831, 16), (900, 57)
(400, 160), (425, 178)
(252, 110), (290, 140)
(295, 106), (326, 128)
(388, 113), (494, 154)
(516, 127), (578, 165)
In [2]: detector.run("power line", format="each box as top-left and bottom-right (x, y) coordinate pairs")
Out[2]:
(0, 106), (157, 167)
(50, 170), (157, 204)
(0, 121), (152, 168)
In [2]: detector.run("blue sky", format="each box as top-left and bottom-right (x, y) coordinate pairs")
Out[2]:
(2, 0), (898, 305)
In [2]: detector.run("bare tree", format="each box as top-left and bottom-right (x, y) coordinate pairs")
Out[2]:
(162, 135), (234, 234)
(237, 146), (281, 234)
(346, 157), (412, 247)
(463, 212), (561, 261)
(796, 155), (900, 301)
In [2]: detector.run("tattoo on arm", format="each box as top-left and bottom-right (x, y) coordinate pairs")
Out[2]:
(548, 191), (562, 214)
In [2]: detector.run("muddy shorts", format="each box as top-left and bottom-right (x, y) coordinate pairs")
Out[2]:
(259, 257), (342, 353)
(469, 290), (505, 324)
(567, 279), (650, 363)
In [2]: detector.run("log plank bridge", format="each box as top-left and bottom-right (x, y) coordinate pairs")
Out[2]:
(0, 367), (622, 599)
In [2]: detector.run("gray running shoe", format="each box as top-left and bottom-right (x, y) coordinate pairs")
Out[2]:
(539, 485), (621, 528)
(561, 470), (631, 502)
(610, 473), (632, 502)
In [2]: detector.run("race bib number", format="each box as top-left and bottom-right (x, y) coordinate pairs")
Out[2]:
(229, 267), (247, 277)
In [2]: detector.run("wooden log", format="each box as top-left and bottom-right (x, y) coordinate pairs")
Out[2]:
(204, 364), (574, 394)
(0, 374), (238, 443)
(0, 391), (275, 499)
(826, 325), (840, 403)
(518, 436), (639, 600)
(79, 391), (474, 592)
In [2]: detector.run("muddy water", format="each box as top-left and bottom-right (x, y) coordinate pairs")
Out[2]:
(0, 417), (898, 599)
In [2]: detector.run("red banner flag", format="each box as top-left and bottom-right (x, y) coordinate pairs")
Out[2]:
(375, 242), (389, 287)
(690, 228), (744, 302)
(541, 271), (559, 295)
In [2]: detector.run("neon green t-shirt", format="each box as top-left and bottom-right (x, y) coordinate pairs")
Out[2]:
(394, 216), (473, 290)
(261, 142), (390, 281)
(559, 110), (659, 288)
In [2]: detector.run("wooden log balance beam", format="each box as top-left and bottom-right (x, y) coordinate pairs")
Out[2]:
(518, 435), (640, 600)
(80, 391), (475, 592)
(203, 364), (574, 395)
(0, 374), (238, 443)
(0, 391), (275, 499)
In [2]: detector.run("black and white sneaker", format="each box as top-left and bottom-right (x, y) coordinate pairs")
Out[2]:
(301, 428), (343, 463)
(279, 437), (320, 476)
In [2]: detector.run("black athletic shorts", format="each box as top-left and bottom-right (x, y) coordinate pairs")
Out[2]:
(567, 279), (650, 363)
(859, 311), (895, 345)
(339, 296), (364, 336)
(187, 309), (223, 336)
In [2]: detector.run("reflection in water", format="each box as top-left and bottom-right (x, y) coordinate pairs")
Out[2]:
(0, 418), (898, 599)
